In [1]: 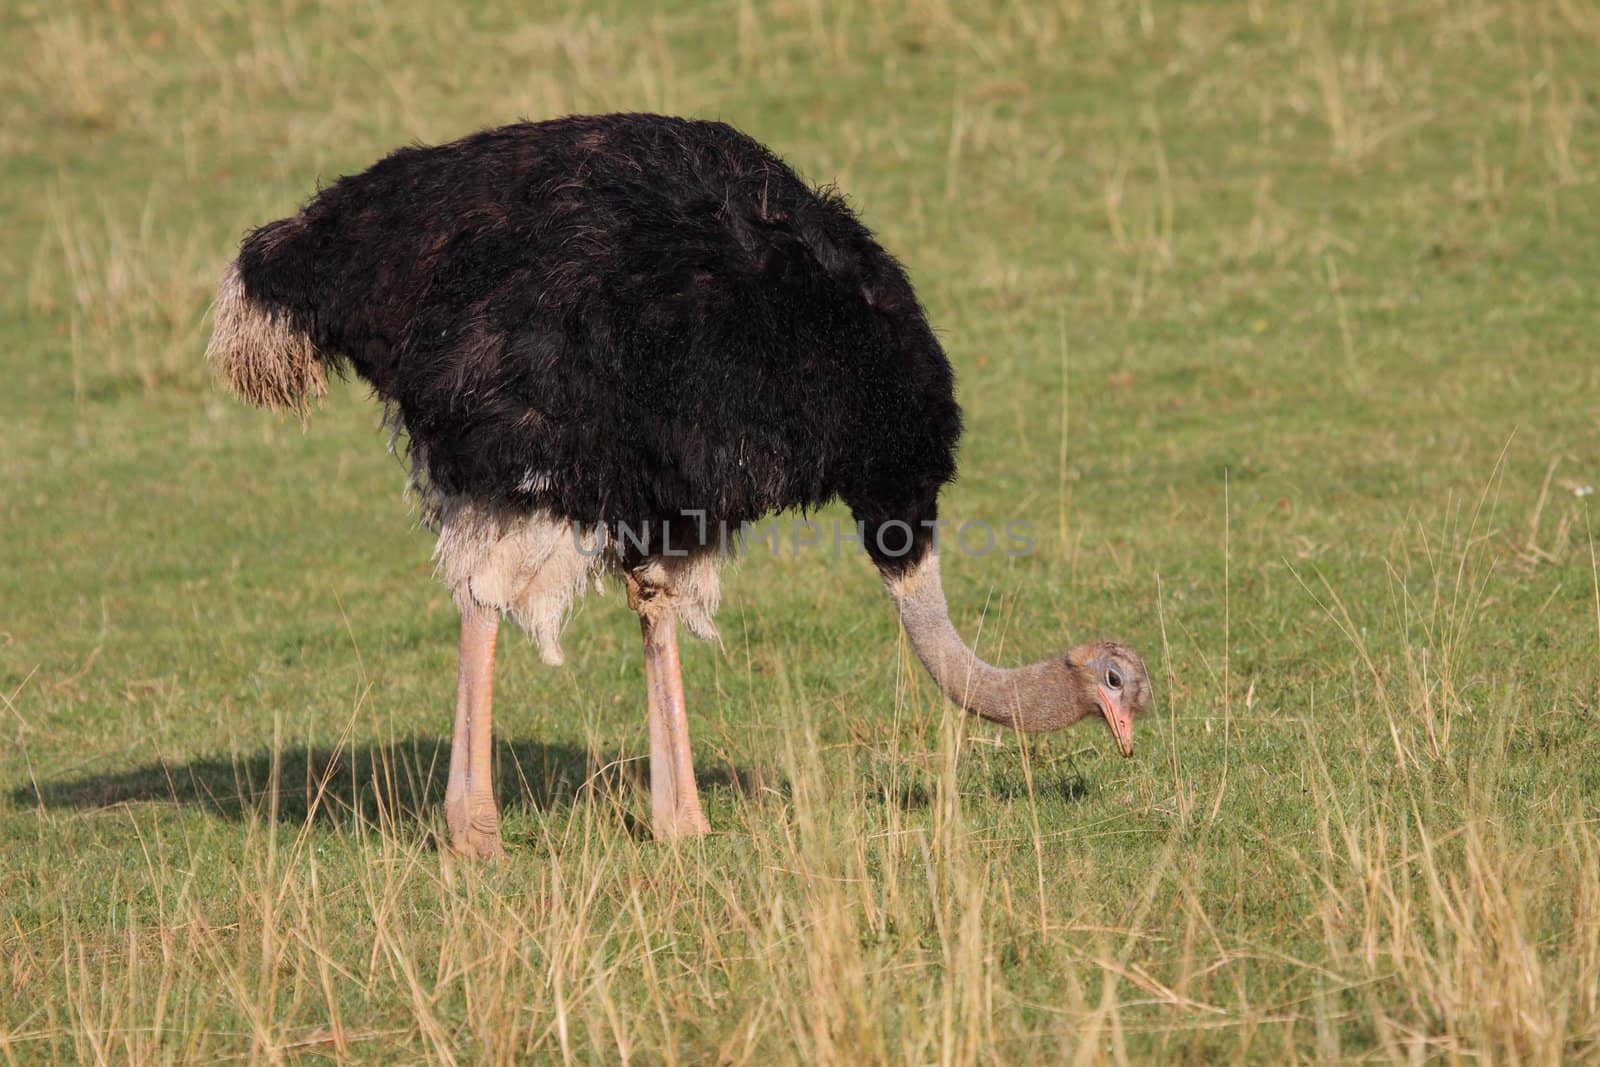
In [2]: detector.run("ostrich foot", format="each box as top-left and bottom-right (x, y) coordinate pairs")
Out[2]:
(653, 797), (710, 841)
(450, 826), (504, 860)
(445, 792), (504, 859)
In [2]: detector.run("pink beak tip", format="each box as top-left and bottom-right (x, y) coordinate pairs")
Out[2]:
(1097, 684), (1135, 758)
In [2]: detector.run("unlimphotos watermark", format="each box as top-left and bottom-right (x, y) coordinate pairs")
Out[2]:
(572, 512), (1035, 560)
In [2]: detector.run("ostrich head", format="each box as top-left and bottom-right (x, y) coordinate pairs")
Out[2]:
(1065, 640), (1151, 757)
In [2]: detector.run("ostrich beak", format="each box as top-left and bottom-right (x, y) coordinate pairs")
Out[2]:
(1096, 685), (1135, 758)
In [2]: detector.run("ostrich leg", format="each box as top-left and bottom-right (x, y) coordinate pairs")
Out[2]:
(444, 604), (504, 858)
(630, 578), (710, 839)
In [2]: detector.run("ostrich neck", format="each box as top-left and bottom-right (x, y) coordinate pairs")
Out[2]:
(882, 552), (1081, 732)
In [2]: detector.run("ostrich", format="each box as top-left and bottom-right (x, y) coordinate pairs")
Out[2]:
(207, 114), (1151, 856)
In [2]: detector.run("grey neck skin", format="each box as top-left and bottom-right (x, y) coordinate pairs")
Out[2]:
(882, 552), (1083, 733)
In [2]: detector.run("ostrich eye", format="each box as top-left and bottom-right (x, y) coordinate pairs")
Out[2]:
(1105, 667), (1123, 690)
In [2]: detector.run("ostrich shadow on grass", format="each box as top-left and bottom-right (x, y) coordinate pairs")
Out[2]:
(876, 766), (1093, 813)
(9, 736), (774, 841)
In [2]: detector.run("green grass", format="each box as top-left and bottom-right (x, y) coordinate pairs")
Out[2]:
(3, 0), (1599, 1061)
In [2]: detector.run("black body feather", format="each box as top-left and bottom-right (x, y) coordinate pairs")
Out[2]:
(234, 114), (962, 569)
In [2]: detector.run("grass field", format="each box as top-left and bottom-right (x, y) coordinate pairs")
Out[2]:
(3, 0), (1599, 1061)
